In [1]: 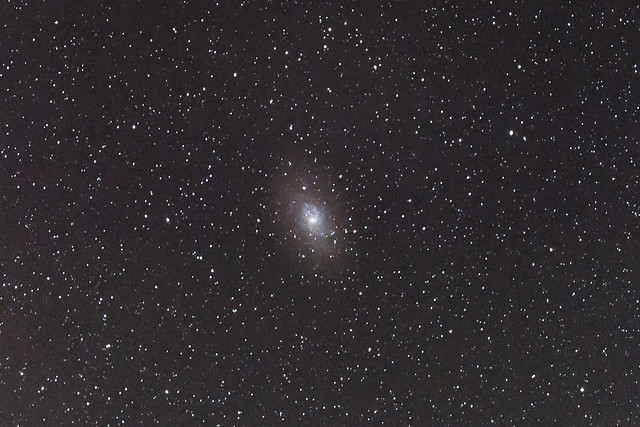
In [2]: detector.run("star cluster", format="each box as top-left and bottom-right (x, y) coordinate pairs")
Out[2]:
(2, 1), (640, 425)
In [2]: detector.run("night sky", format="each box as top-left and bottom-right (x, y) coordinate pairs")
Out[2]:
(2, 1), (640, 425)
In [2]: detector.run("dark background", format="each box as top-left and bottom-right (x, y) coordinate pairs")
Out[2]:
(1, 1), (639, 424)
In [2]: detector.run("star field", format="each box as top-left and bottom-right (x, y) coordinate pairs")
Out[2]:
(1, 1), (640, 425)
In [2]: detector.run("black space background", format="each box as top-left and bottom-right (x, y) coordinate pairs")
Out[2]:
(1, 1), (640, 425)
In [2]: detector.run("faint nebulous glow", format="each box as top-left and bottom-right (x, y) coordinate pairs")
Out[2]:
(302, 203), (322, 231)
